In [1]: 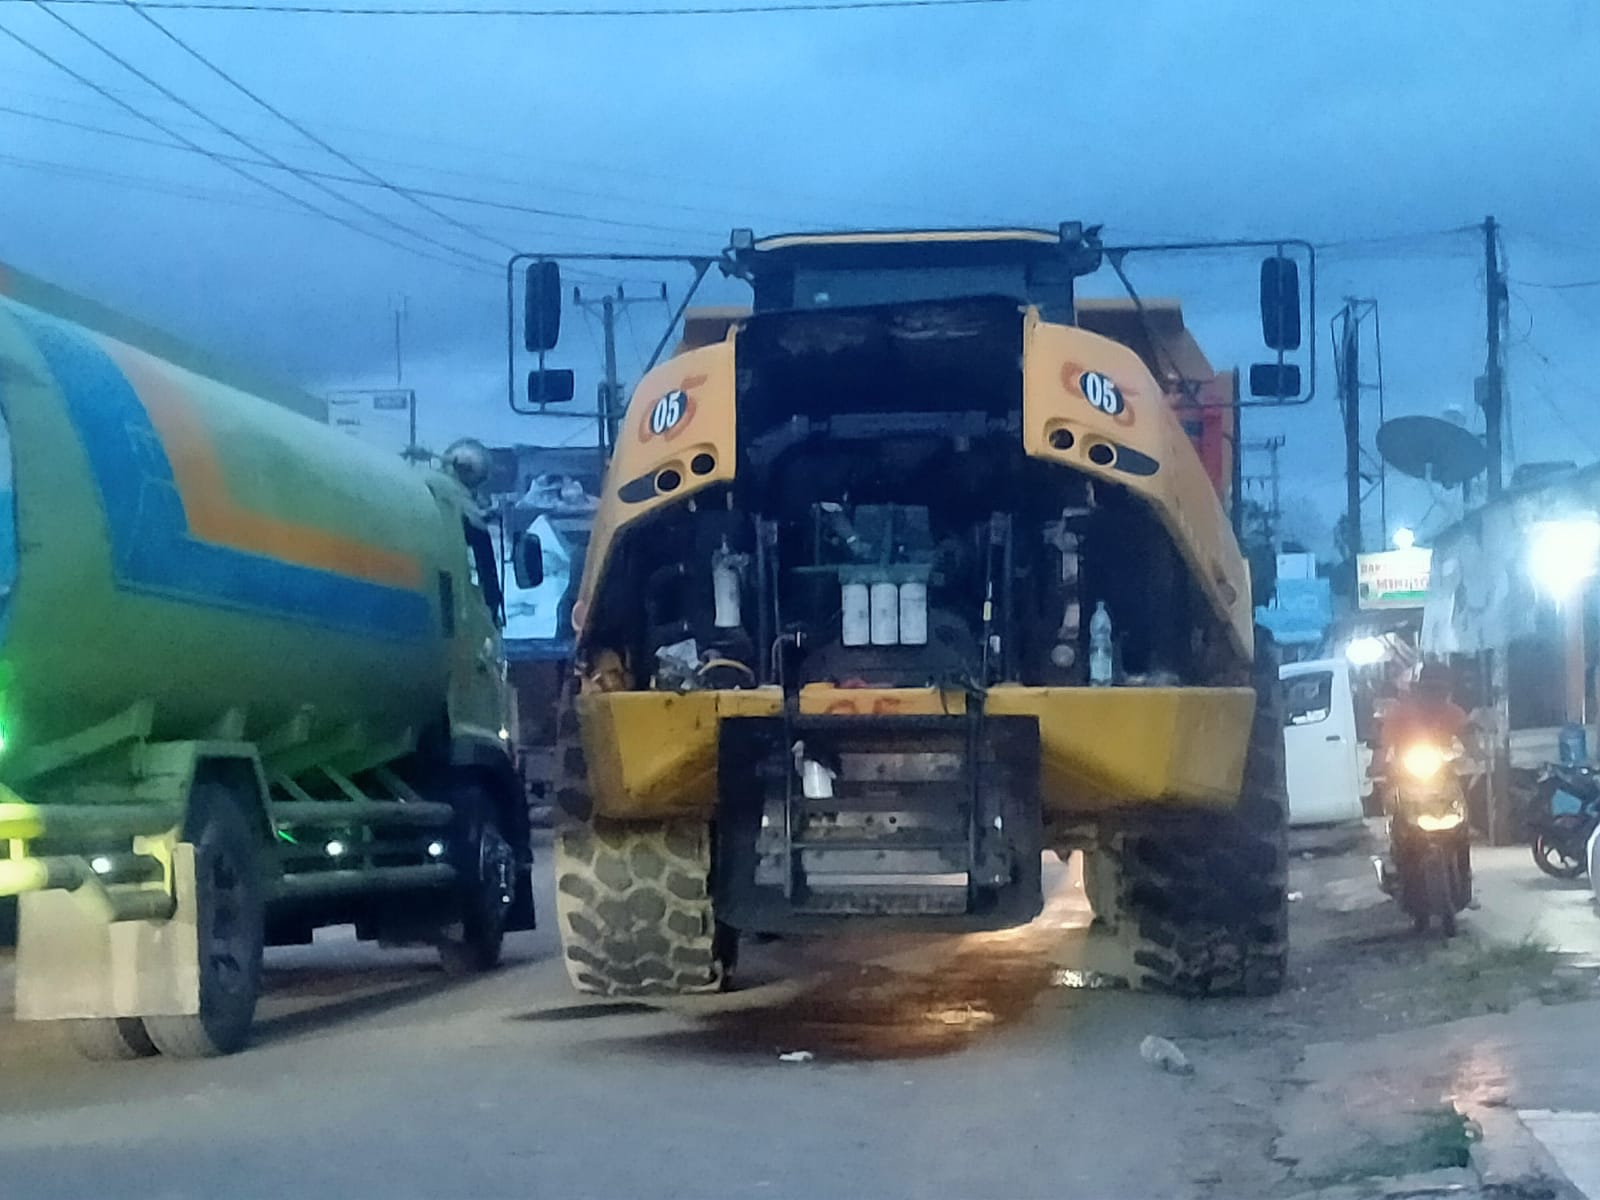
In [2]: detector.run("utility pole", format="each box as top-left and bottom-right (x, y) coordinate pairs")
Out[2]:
(1482, 216), (1506, 497)
(574, 284), (669, 455)
(1480, 216), (1513, 843)
(1242, 435), (1286, 551)
(392, 294), (408, 385)
(1338, 302), (1362, 559)
(600, 292), (619, 453)
(1266, 437), (1282, 541)
(391, 296), (415, 454)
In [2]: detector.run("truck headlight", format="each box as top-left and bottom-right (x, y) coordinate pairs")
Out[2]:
(1401, 744), (1447, 781)
(1415, 812), (1465, 832)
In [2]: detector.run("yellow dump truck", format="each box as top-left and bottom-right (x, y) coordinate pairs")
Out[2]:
(510, 226), (1306, 997)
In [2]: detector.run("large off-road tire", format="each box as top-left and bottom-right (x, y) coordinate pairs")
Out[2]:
(143, 785), (266, 1058)
(552, 680), (728, 996)
(1103, 630), (1289, 997)
(553, 817), (726, 996)
(64, 1017), (158, 1062)
(437, 777), (515, 976)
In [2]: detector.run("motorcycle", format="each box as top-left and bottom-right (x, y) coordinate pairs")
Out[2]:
(1529, 762), (1600, 879)
(1376, 740), (1472, 935)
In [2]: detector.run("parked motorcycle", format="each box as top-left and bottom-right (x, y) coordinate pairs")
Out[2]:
(1529, 762), (1600, 879)
(1376, 740), (1472, 935)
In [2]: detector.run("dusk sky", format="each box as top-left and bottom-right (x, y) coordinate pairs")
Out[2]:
(3, 0), (1597, 554)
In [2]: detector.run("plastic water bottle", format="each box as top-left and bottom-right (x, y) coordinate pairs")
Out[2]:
(1089, 601), (1114, 686)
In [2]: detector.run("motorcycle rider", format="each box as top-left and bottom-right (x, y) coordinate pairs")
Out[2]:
(1380, 663), (1470, 763)
(1377, 661), (1475, 909)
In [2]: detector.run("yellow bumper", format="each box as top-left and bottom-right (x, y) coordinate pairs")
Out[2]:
(576, 683), (1255, 820)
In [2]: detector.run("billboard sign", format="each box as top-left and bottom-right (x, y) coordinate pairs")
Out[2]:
(1358, 548), (1432, 610)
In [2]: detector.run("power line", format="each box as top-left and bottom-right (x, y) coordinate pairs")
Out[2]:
(6, 1), (498, 271)
(1511, 338), (1600, 458)
(1312, 226), (1481, 264)
(0, 146), (304, 213)
(0, 145), (687, 262)
(1314, 225), (1479, 250)
(0, 84), (839, 231)
(9, 0), (1035, 14)
(120, 0), (527, 258)
(0, 67), (934, 225)
(1511, 276), (1600, 291)
(0, 104), (710, 271)
(0, 95), (720, 241)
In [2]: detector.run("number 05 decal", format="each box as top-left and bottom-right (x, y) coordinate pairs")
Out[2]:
(648, 389), (687, 436)
(1080, 371), (1124, 415)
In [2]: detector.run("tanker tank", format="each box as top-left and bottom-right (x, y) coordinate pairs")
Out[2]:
(0, 278), (533, 1059)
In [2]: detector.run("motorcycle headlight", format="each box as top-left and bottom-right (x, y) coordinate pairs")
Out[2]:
(1401, 744), (1447, 781)
(1414, 812), (1465, 832)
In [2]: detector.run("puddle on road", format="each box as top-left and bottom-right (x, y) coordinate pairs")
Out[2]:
(262, 963), (435, 998)
(518, 1001), (658, 1022)
(623, 946), (1059, 1062)
(548, 858), (1125, 1063)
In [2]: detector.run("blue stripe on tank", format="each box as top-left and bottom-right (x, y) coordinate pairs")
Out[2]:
(5, 302), (434, 643)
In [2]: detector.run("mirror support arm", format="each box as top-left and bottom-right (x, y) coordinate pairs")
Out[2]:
(643, 258), (714, 374)
(1103, 237), (1317, 409)
(507, 251), (722, 420)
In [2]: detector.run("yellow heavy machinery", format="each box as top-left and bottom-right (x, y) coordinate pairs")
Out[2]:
(508, 226), (1310, 996)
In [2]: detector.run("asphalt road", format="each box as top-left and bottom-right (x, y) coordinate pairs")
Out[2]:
(0, 849), (1313, 1200)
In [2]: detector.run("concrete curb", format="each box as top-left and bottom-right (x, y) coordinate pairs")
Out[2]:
(1463, 1105), (1587, 1199)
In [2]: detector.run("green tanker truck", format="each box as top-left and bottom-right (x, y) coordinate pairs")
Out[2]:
(0, 279), (533, 1059)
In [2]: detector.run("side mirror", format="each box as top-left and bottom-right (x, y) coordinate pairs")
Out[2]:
(524, 260), (563, 353)
(1249, 362), (1302, 399)
(527, 369), (576, 406)
(1259, 256), (1302, 351)
(512, 533), (544, 590)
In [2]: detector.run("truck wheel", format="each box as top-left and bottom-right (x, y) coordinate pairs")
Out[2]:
(1111, 631), (1289, 997)
(437, 778), (515, 975)
(143, 785), (266, 1058)
(552, 681), (593, 823)
(65, 1017), (158, 1061)
(553, 817), (726, 996)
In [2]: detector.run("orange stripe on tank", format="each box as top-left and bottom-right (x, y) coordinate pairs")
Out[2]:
(101, 342), (424, 591)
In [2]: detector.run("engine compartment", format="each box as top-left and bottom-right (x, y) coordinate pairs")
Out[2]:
(580, 297), (1237, 696)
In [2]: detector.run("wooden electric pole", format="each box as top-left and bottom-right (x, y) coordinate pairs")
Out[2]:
(1483, 216), (1506, 497)
(1338, 302), (1362, 558)
(574, 284), (669, 456)
(1480, 216), (1514, 842)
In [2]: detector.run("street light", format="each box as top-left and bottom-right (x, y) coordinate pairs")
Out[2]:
(1345, 635), (1388, 667)
(1528, 515), (1600, 602)
(1392, 526), (1416, 550)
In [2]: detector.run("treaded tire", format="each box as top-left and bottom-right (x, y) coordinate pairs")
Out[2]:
(552, 680), (594, 824)
(143, 784), (266, 1058)
(1109, 628), (1289, 997)
(553, 816), (726, 996)
(65, 1018), (158, 1061)
(1533, 817), (1588, 879)
(552, 679), (728, 996)
(437, 777), (513, 976)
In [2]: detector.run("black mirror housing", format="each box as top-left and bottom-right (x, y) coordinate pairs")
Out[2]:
(512, 532), (544, 590)
(1259, 257), (1302, 351)
(1249, 362), (1303, 399)
(527, 369), (576, 407)
(524, 260), (563, 352)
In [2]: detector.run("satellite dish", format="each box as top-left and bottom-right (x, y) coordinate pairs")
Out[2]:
(1376, 416), (1488, 487)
